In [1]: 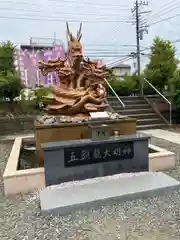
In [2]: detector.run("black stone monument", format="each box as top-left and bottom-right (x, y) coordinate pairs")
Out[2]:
(42, 133), (150, 186)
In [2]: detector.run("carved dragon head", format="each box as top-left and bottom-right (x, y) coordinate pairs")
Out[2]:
(66, 22), (83, 64)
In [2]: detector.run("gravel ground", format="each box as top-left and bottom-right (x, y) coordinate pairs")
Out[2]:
(1, 137), (180, 239)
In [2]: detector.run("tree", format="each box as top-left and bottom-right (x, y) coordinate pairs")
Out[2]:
(144, 37), (178, 91)
(0, 41), (16, 75)
(0, 41), (24, 102)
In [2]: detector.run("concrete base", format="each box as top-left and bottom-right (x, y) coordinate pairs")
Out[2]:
(40, 172), (180, 216)
(3, 137), (176, 196)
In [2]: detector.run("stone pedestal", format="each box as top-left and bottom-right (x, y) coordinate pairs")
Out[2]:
(35, 118), (137, 166)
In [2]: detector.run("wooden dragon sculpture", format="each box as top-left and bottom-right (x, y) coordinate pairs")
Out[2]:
(38, 22), (109, 117)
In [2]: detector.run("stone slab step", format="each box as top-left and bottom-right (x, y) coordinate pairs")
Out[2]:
(137, 118), (162, 125)
(108, 99), (147, 105)
(40, 172), (180, 216)
(112, 104), (151, 110)
(136, 123), (168, 130)
(123, 99), (147, 104)
(127, 113), (158, 119)
(107, 98), (144, 106)
(107, 96), (143, 101)
(116, 108), (155, 115)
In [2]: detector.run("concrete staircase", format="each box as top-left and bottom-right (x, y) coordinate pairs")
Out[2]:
(107, 96), (168, 130)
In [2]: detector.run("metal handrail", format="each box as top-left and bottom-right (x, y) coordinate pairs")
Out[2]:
(144, 78), (172, 126)
(104, 78), (125, 108)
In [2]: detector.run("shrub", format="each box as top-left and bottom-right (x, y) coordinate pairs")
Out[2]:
(33, 87), (51, 110)
(175, 90), (180, 111)
(107, 74), (140, 96)
(142, 81), (155, 95)
(107, 78), (121, 96)
(0, 73), (24, 102)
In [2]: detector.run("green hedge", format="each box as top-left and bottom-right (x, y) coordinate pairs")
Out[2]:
(33, 87), (51, 110)
(0, 86), (52, 116)
(107, 75), (140, 96)
(107, 75), (155, 96)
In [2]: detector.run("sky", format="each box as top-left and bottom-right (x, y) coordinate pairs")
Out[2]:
(0, 0), (180, 70)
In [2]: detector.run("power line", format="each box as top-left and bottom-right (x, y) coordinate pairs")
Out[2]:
(0, 2), (134, 42)
(0, 41), (144, 49)
(166, 19), (180, 26)
(0, 4), (132, 23)
(106, 48), (151, 69)
(0, 15), (132, 23)
(48, 0), (128, 7)
(0, 0), (129, 9)
(84, 49), (137, 52)
(84, 44), (149, 51)
(106, 56), (133, 67)
(85, 53), (137, 56)
(0, 3), (131, 20)
(85, 54), (131, 58)
(0, 7), (131, 18)
(85, 51), (134, 54)
(147, 3), (180, 26)
(99, 9), (134, 45)
(84, 50), (136, 54)
(85, 44), (144, 47)
(144, 0), (180, 22)
(0, 7), (130, 15)
(148, 12), (180, 26)
(0, 1), (134, 46)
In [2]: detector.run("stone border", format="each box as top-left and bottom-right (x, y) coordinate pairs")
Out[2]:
(148, 144), (175, 172)
(3, 137), (175, 196)
(3, 137), (45, 196)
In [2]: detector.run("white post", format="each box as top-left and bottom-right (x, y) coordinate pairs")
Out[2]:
(24, 69), (28, 87)
(36, 70), (40, 87)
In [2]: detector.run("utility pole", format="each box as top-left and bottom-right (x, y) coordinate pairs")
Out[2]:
(53, 32), (56, 46)
(135, 0), (141, 79)
(132, 0), (149, 96)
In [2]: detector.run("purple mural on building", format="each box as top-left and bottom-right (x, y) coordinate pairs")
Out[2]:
(16, 45), (65, 88)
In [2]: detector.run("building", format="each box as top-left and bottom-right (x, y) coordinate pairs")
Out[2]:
(15, 37), (65, 88)
(109, 63), (131, 78)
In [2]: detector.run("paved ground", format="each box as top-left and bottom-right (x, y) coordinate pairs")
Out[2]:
(140, 129), (180, 145)
(0, 133), (33, 141)
(1, 136), (180, 239)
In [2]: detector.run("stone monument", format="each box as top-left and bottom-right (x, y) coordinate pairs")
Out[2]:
(42, 132), (150, 187)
